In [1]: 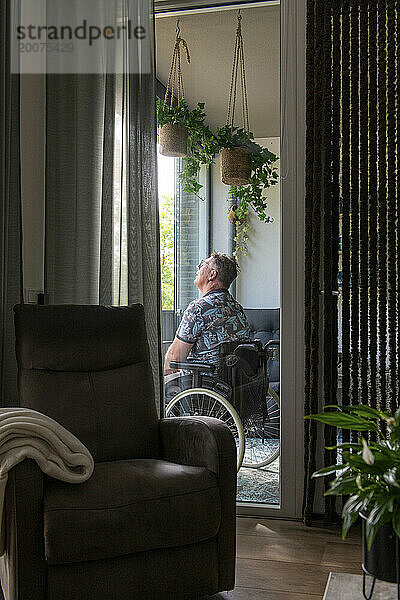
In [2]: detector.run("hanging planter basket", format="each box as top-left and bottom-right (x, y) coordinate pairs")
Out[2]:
(159, 123), (188, 157)
(221, 11), (252, 186)
(221, 148), (251, 186)
(157, 20), (190, 158)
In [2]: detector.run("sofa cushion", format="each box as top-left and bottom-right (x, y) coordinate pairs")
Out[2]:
(43, 459), (221, 565)
(244, 308), (280, 383)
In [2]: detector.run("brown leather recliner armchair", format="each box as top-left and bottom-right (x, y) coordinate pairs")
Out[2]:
(0, 304), (236, 600)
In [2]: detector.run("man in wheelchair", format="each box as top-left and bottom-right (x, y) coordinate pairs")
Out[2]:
(164, 334), (280, 470)
(163, 252), (280, 469)
(164, 252), (250, 374)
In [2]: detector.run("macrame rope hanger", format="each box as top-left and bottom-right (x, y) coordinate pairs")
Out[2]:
(226, 10), (250, 132)
(164, 19), (191, 108)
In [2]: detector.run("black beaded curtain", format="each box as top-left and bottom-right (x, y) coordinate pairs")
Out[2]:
(304, 0), (399, 523)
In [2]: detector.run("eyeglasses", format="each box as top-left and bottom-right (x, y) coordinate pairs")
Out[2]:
(197, 259), (217, 273)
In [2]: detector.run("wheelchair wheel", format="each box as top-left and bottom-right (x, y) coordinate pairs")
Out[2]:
(164, 373), (193, 405)
(165, 387), (245, 472)
(242, 385), (280, 469)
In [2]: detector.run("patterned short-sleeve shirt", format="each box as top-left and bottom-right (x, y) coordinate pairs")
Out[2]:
(176, 288), (250, 366)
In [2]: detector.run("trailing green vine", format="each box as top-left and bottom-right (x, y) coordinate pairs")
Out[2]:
(226, 135), (279, 259)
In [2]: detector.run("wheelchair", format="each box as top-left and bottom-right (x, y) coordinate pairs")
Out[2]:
(164, 339), (280, 471)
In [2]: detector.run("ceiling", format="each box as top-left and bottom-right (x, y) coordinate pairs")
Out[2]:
(155, 4), (280, 138)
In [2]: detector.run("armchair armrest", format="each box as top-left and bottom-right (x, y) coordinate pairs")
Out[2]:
(159, 416), (235, 477)
(0, 460), (46, 600)
(159, 416), (236, 591)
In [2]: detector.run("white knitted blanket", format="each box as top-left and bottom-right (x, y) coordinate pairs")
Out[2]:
(0, 408), (94, 555)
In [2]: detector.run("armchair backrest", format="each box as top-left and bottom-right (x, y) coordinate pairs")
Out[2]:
(14, 304), (159, 462)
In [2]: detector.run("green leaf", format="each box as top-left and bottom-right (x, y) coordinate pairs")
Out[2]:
(383, 469), (400, 488)
(346, 405), (390, 420)
(325, 472), (359, 496)
(305, 412), (378, 431)
(311, 464), (345, 478)
(365, 503), (393, 550)
(342, 495), (364, 539)
(390, 429), (400, 446)
(326, 443), (363, 451)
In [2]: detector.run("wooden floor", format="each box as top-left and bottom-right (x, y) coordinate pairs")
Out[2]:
(0, 517), (361, 600)
(208, 516), (362, 600)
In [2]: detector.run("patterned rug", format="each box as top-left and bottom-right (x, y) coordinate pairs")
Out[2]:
(237, 458), (280, 504)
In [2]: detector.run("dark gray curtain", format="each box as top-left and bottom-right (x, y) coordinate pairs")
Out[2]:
(45, 1), (162, 401)
(304, 0), (400, 523)
(0, 0), (22, 407)
(45, 74), (107, 305)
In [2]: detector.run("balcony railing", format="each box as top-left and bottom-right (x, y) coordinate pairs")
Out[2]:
(161, 309), (179, 357)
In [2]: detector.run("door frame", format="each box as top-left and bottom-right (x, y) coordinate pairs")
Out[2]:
(236, 0), (305, 520)
(155, 0), (306, 519)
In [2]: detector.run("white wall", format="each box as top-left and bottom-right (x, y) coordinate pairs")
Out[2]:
(211, 137), (280, 309)
(236, 137), (280, 308)
(210, 152), (231, 255)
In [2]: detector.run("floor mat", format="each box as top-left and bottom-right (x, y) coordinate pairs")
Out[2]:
(237, 458), (279, 504)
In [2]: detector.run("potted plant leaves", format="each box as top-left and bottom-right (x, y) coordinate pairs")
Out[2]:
(305, 405), (400, 589)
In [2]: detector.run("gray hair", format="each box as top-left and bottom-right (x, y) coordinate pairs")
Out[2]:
(210, 252), (239, 288)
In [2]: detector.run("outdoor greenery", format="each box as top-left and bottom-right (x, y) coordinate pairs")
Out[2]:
(157, 100), (279, 257)
(159, 194), (174, 309)
(305, 404), (400, 550)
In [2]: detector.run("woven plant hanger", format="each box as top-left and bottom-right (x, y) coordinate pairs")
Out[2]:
(226, 10), (249, 133)
(159, 21), (191, 157)
(221, 11), (252, 186)
(164, 20), (190, 108)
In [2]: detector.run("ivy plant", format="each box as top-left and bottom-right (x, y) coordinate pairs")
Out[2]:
(219, 127), (278, 257)
(215, 124), (260, 152)
(305, 404), (400, 550)
(157, 99), (218, 197)
(157, 101), (279, 255)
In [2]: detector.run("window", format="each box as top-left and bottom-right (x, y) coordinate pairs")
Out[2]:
(157, 146), (210, 349)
